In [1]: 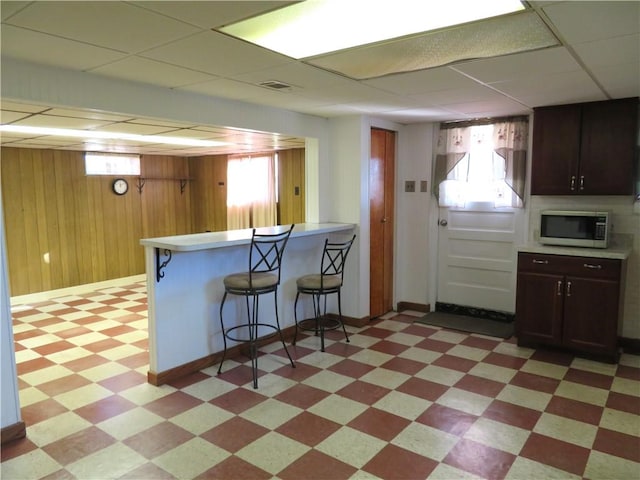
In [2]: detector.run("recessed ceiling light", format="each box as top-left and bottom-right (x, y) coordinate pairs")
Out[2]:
(220, 0), (526, 59)
(0, 125), (229, 147)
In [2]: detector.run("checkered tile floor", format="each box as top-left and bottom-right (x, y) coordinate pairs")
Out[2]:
(3, 280), (640, 479)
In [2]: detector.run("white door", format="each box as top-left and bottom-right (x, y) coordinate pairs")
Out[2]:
(437, 202), (524, 313)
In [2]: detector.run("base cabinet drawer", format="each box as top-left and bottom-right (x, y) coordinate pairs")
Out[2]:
(515, 252), (623, 361)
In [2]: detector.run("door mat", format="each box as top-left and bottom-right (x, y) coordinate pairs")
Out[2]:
(415, 311), (515, 339)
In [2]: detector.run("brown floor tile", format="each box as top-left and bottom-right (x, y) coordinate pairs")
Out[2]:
(143, 391), (203, 419)
(369, 340), (409, 356)
(415, 337), (455, 353)
(0, 436), (38, 462)
(42, 426), (116, 465)
(74, 394), (137, 423)
(615, 364), (640, 381)
(443, 438), (516, 479)
(564, 368), (614, 390)
(592, 427), (640, 463)
(216, 364), (266, 387)
(348, 407), (411, 441)
(209, 387), (268, 415)
(83, 338), (125, 353)
(275, 383), (331, 410)
(322, 341), (363, 357)
(195, 455), (271, 480)
(116, 351), (149, 369)
(62, 353), (111, 372)
(401, 324), (439, 337)
(21, 398), (69, 425)
(98, 325), (137, 337)
(359, 326), (395, 339)
(510, 371), (560, 394)
(606, 391), (640, 415)
(328, 358), (375, 379)
(278, 448), (357, 480)
(363, 443), (439, 479)
(123, 421), (195, 459)
(276, 411), (342, 447)
(520, 432), (590, 476)
(455, 374), (506, 398)
(37, 374), (93, 397)
(54, 326), (94, 340)
(460, 336), (500, 351)
(16, 356), (56, 375)
(380, 356), (426, 376)
(272, 361), (322, 382)
(530, 349), (574, 366)
(416, 403), (478, 436)
(165, 371), (212, 390)
(201, 416), (269, 453)
(118, 462), (175, 479)
(33, 340), (77, 356)
(545, 395), (604, 425)
(482, 399), (541, 430)
(396, 377), (449, 402)
(336, 380), (391, 405)
(483, 351), (528, 370)
(13, 329), (47, 342)
(432, 354), (477, 373)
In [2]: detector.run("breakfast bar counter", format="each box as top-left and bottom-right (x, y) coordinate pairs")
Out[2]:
(140, 223), (356, 384)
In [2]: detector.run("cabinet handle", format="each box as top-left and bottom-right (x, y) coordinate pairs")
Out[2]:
(580, 176), (585, 191)
(532, 259), (549, 264)
(566, 281), (572, 297)
(584, 263), (602, 269)
(570, 175), (576, 191)
(556, 280), (563, 296)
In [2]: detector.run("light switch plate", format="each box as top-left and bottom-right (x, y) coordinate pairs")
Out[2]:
(420, 180), (428, 192)
(405, 180), (415, 192)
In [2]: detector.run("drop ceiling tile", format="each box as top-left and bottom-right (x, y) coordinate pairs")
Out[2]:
(572, 34), (640, 69)
(179, 77), (272, 101)
(1, 1), (29, 21)
(590, 63), (640, 99)
(233, 61), (356, 91)
(12, 137), (82, 146)
(543, 1), (640, 45)
(97, 123), (178, 135)
(376, 107), (462, 123)
(1, 110), (31, 123)
(45, 108), (134, 122)
(410, 84), (509, 106)
(363, 67), (478, 95)
(13, 114), (114, 130)
(453, 47), (581, 84)
(442, 97), (529, 116)
(128, 118), (196, 129)
(89, 56), (217, 88)
(0, 25), (126, 70)
(0, 101), (49, 113)
(5, 1), (200, 53)
(142, 31), (290, 76)
(133, 1), (293, 29)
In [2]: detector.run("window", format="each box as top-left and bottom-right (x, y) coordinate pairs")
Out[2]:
(85, 152), (140, 176)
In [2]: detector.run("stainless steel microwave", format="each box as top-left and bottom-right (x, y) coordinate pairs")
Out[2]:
(540, 210), (610, 248)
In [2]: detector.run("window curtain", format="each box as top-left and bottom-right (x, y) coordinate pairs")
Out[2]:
(227, 154), (277, 230)
(433, 126), (471, 206)
(493, 119), (528, 208)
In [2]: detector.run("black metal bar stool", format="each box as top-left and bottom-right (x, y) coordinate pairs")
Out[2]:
(293, 234), (356, 352)
(218, 224), (295, 388)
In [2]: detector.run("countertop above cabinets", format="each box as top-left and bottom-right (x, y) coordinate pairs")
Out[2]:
(531, 97), (639, 196)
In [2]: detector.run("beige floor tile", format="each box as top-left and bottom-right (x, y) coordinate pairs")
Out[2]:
(347, 334), (386, 349)
(20, 364), (75, 386)
(18, 334), (64, 350)
(385, 331), (426, 346)
(619, 353), (640, 368)
(496, 384), (552, 411)
(555, 380), (609, 406)
(436, 387), (493, 416)
(97, 407), (165, 440)
(78, 362), (131, 382)
(348, 349), (394, 367)
(182, 376), (237, 402)
(533, 412), (598, 448)
(611, 377), (640, 397)
(569, 357), (618, 376)
(505, 456), (581, 480)
(359, 367), (410, 389)
(429, 462), (485, 479)
(308, 393), (368, 424)
(398, 346), (443, 364)
(375, 319), (412, 331)
(415, 364), (466, 386)
(429, 329), (467, 344)
(14, 348), (41, 363)
(154, 437), (230, 479)
(447, 344), (490, 362)
(113, 330), (148, 344)
(84, 319), (124, 331)
(171, 402), (235, 435)
(583, 450), (640, 480)
(0, 448), (62, 479)
(297, 350), (344, 369)
(373, 390), (432, 420)
(240, 398), (303, 430)
(599, 407), (640, 436)
(18, 385), (49, 407)
(391, 422), (458, 461)
(46, 346), (94, 365)
(66, 442), (147, 479)
(27, 411), (92, 447)
(469, 361), (517, 384)
(98, 344), (146, 361)
(302, 369), (354, 393)
(520, 359), (568, 380)
(464, 417), (530, 454)
(117, 382), (177, 406)
(493, 342), (535, 359)
(316, 426), (386, 469)
(54, 383), (114, 410)
(66, 331), (110, 347)
(236, 431), (309, 475)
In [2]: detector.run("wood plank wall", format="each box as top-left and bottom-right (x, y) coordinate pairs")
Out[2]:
(1, 147), (305, 295)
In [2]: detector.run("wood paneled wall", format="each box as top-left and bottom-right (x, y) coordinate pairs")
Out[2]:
(278, 148), (306, 225)
(1, 147), (305, 295)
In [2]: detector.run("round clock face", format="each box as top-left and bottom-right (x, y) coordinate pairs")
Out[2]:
(112, 178), (129, 195)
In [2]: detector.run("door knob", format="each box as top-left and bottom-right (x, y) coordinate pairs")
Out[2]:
(439, 219), (448, 226)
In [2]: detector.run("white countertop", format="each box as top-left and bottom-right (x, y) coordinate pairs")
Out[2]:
(518, 242), (631, 260)
(140, 223), (355, 252)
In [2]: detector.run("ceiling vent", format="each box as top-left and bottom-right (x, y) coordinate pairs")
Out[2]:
(259, 80), (292, 90)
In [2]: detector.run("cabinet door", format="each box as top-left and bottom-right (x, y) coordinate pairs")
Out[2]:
(579, 98), (638, 195)
(562, 276), (620, 358)
(516, 271), (564, 346)
(531, 104), (581, 195)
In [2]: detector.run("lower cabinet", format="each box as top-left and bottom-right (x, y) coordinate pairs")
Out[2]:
(515, 252), (623, 361)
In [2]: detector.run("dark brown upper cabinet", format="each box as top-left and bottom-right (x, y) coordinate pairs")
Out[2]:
(531, 98), (638, 195)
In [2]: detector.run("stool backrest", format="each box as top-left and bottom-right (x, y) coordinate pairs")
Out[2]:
(321, 234), (356, 286)
(249, 224), (295, 284)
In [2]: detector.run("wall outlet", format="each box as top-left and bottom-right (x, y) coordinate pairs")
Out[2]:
(420, 180), (428, 192)
(405, 180), (415, 192)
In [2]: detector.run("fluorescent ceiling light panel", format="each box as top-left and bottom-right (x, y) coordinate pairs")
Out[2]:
(0, 125), (229, 147)
(220, 0), (526, 59)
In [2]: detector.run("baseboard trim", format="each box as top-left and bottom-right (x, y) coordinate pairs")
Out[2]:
(148, 314), (371, 385)
(436, 302), (514, 323)
(1, 421), (26, 445)
(397, 302), (430, 314)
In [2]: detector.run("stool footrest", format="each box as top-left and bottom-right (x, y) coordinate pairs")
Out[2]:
(298, 317), (341, 333)
(223, 323), (281, 343)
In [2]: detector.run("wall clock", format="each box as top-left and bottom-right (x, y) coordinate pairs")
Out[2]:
(112, 178), (129, 195)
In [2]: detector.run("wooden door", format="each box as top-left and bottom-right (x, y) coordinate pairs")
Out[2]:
(369, 128), (395, 318)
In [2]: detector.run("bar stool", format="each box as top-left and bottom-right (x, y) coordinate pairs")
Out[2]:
(292, 234), (356, 352)
(218, 224), (295, 389)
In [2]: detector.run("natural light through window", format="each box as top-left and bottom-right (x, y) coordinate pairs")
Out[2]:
(85, 152), (140, 176)
(227, 154), (277, 229)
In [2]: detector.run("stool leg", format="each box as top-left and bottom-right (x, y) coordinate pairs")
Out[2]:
(338, 289), (349, 343)
(217, 292), (229, 374)
(292, 291), (301, 346)
(249, 294), (259, 389)
(318, 293), (326, 352)
(274, 288), (295, 368)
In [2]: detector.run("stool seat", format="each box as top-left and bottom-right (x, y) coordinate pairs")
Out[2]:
(224, 272), (278, 290)
(296, 274), (342, 290)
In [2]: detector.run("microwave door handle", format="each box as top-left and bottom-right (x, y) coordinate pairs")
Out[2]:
(570, 175), (576, 191)
(580, 176), (585, 191)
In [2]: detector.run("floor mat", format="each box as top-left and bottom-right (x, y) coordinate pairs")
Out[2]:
(415, 311), (515, 339)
